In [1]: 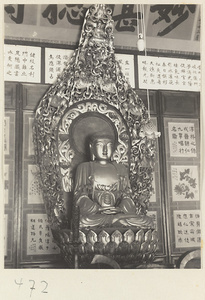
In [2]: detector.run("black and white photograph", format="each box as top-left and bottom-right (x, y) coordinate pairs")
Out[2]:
(2, 1), (204, 299)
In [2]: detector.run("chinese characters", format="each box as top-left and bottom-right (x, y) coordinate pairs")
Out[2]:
(150, 5), (196, 36)
(5, 4), (199, 39)
(4, 45), (41, 83)
(45, 48), (74, 84)
(138, 56), (201, 92)
(27, 214), (60, 255)
(174, 210), (201, 248)
(115, 54), (135, 88)
(42, 4), (87, 26)
(168, 122), (197, 157)
(5, 4), (25, 24)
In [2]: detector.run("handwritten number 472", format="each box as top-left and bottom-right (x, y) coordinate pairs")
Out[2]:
(15, 279), (48, 297)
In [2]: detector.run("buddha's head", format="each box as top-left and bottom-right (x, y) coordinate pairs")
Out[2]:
(89, 133), (116, 163)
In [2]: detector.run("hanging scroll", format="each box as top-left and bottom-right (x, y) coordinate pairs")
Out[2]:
(4, 44), (41, 83)
(171, 165), (199, 201)
(27, 214), (60, 255)
(115, 54), (135, 88)
(45, 48), (74, 83)
(173, 210), (201, 248)
(138, 55), (201, 92)
(168, 122), (197, 157)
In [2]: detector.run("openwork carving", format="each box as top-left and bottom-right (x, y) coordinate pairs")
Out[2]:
(34, 4), (160, 268)
(57, 101), (130, 192)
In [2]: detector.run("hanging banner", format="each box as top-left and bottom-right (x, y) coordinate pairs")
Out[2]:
(4, 4), (200, 53)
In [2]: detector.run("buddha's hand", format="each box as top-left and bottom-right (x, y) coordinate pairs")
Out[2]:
(98, 207), (123, 215)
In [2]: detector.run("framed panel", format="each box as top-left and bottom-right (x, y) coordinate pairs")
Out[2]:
(4, 164), (9, 205)
(26, 214), (60, 256)
(168, 122), (197, 158)
(22, 83), (50, 110)
(4, 111), (15, 159)
(164, 118), (200, 161)
(4, 161), (14, 206)
(161, 91), (199, 116)
(23, 162), (44, 205)
(4, 116), (10, 156)
(149, 172), (157, 203)
(20, 212), (60, 263)
(23, 112), (35, 158)
(27, 164), (43, 205)
(4, 82), (17, 109)
(4, 210), (14, 264)
(173, 210), (201, 249)
(170, 165), (199, 202)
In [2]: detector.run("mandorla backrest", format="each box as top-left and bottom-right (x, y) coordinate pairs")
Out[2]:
(34, 4), (159, 235)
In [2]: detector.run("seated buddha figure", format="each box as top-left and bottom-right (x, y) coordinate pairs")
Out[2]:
(74, 133), (153, 229)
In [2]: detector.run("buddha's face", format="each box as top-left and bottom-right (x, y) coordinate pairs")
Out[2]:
(91, 138), (113, 162)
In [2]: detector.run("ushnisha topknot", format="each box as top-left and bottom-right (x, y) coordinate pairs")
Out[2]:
(89, 132), (117, 149)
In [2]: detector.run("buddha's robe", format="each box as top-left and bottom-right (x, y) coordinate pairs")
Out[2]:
(74, 161), (153, 228)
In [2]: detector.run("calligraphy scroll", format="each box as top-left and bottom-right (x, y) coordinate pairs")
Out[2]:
(4, 44), (41, 83)
(27, 214), (60, 255)
(138, 55), (201, 92)
(171, 165), (199, 201)
(168, 122), (197, 157)
(115, 54), (135, 88)
(45, 48), (74, 83)
(174, 210), (201, 248)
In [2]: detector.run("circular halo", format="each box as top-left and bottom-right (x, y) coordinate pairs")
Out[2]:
(70, 112), (117, 155)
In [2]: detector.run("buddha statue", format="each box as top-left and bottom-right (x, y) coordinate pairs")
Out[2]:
(74, 133), (154, 229)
